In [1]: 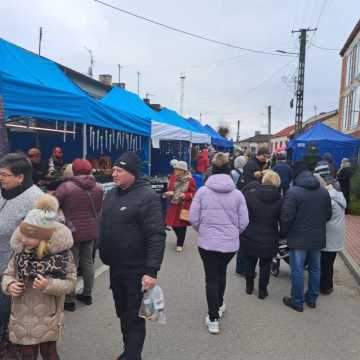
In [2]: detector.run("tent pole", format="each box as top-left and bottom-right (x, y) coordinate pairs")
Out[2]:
(148, 137), (152, 176)
(82, 123), (87, 159)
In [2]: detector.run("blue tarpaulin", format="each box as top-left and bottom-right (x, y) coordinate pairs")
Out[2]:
(0, 38), (150, 136)
(203, 124), (233, 149)
(288, 122), (360, 167)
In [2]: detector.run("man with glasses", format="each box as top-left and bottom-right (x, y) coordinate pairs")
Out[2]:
(0, 153), (43, 357)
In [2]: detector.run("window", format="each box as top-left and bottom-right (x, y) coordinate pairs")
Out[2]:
(342, 95), (349, 130)
(346, 51), (353, 86)
(357, 43), (360, 77)
(352, 86), (360, 128)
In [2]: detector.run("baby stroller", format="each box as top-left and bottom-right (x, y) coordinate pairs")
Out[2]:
(271, 239), (289, 277)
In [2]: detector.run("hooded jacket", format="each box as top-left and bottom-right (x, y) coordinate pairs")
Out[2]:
(54, 176), (103, 243)
(322, 187), (346, 252)
(1, 223), (76, 345)
(99, 178), (165, 278)
(189, 174), (249, 253)
(280, 171), (332, 250)
(240, 182), (282, 258)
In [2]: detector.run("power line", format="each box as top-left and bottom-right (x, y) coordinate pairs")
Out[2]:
(309, 41), (340, 51)
(309, 0), (328, 44)
(94, 0), (296, 57)
(240, 58), (297, 98)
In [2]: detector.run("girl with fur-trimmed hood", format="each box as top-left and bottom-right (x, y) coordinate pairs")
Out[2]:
(1, 194), (76, 359)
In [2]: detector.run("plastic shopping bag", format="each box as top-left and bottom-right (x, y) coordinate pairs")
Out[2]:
(139, 284), (166, 325)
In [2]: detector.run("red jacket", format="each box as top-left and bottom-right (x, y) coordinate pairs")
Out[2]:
(165, 175), (196, 227)
(55, 176), (103, 243)
(196, 151), (210, 173)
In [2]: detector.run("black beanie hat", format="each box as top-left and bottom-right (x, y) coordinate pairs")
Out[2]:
(293, 161), (308, 178)
(114, 152), (141, 178)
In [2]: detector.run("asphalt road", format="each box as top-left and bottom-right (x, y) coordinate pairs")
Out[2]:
(60, 229), (360, 360)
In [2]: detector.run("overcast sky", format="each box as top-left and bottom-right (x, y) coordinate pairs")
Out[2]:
(0, 0), (359, 139)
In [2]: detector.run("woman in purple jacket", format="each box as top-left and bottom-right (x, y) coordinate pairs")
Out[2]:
(189, 153), (249, 335)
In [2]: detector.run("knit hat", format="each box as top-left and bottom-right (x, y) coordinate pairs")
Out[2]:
(293, 161), (308, 179)
(314, 160), (331, 178)
(72, 159), (92, 176)
(234, 155), (248, 170)
(174, 161), (188, 172)
(19, 194), (59, 241)
(114, 152), (141, 178)
(170, 159), (178, 168)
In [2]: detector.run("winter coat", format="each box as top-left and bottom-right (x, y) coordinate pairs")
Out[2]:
(0, 185), (43, 274)
(165, 174), (196, 227)
(99, 178), (166, 278)
(243, 157), (264, 185)
(1, 224), (76, 345)
(54, 176), (103, 243)
(189, 174), (249, 253)
(272, 162), (293, 191)
(337, 167), (353, 205)
(280, 171), (332, 250)
(322, 187), (346, 252)
(196, 151), (210, 174)
(240, 182), (282, 259)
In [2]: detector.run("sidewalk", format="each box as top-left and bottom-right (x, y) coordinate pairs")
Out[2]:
(341, 215), (360, 284)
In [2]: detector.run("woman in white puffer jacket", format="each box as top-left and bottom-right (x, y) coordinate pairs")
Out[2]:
(315, 174), (346, 295)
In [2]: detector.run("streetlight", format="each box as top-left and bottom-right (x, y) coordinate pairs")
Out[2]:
(276, 50), (299, 56)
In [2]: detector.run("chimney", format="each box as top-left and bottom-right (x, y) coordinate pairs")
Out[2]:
(150, 104), (162, 112)
(143, 98), (150, 105)
(98, 74), (112, 86)
(112, 82), (126, 89)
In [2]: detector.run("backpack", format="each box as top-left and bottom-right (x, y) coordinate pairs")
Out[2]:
(235, 169), (246, 190)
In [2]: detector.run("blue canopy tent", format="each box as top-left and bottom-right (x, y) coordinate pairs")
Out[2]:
(288, 122), (360, 168)
(203, 124), (233, 149)
(0, 38), (151, 167)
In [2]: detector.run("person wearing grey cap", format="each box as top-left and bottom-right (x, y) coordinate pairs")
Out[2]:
(99, 152), (165, 360)
(165, 161), (196, 252)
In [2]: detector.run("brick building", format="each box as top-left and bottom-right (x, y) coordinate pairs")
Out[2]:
(338, 19), (360, 137)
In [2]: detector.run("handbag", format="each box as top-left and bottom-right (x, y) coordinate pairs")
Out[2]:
(179, 208), (190, 222)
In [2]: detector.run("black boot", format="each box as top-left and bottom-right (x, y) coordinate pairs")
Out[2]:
(246, 279), (254, 295)
(258, 288), (268, 299)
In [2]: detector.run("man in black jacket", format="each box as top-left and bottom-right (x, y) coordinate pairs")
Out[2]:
(243, 147), (270, 186)
(281, 161), (332, 312)
(99, 152), (165, 360)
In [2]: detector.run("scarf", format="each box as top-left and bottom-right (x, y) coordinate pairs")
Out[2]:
(0, 177), (33, 200)
(171, 173), (191, 204)
(14, 249), (70, 282)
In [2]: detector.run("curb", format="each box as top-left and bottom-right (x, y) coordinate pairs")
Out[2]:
(339, 249), (360, 286)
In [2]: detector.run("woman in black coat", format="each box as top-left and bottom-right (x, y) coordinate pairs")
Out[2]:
(337, 158), (353, 214)
(240, 170), (282, 299)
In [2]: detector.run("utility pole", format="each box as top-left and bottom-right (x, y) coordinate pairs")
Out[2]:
(236, 120), (240, 144)
(137, 71), (141, 96)
(180, 73), (186, 115)
(38, 27), (43, 55)
(292, 27), (317, 134)
(85, 47), (94, 78)
(117, 64), (122, 83)
(267, 106), (272, 151)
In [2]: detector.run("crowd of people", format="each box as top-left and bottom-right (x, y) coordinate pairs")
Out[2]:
(0, 143), (354, 359)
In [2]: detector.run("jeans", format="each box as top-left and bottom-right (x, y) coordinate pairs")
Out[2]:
(320, 251), (337, 292)
(245, 256), (272, 290)
(66, 241), (95, 303)
(289, 249), (321, 309)
(110, 271), (145, 360)
(173, 227), (187, 247)
(235, 247), (247, 275)
(199, 248), (235, 321)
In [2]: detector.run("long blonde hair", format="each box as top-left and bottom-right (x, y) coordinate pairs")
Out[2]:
(36, 240), (50, 259)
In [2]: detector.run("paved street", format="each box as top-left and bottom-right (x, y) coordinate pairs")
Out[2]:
(60, 229), (360, 360)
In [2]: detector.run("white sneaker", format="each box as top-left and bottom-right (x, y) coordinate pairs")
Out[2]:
(176, 246), (183, 252)
(205, 316), (220, 334)
(219, 303), (226, 318)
